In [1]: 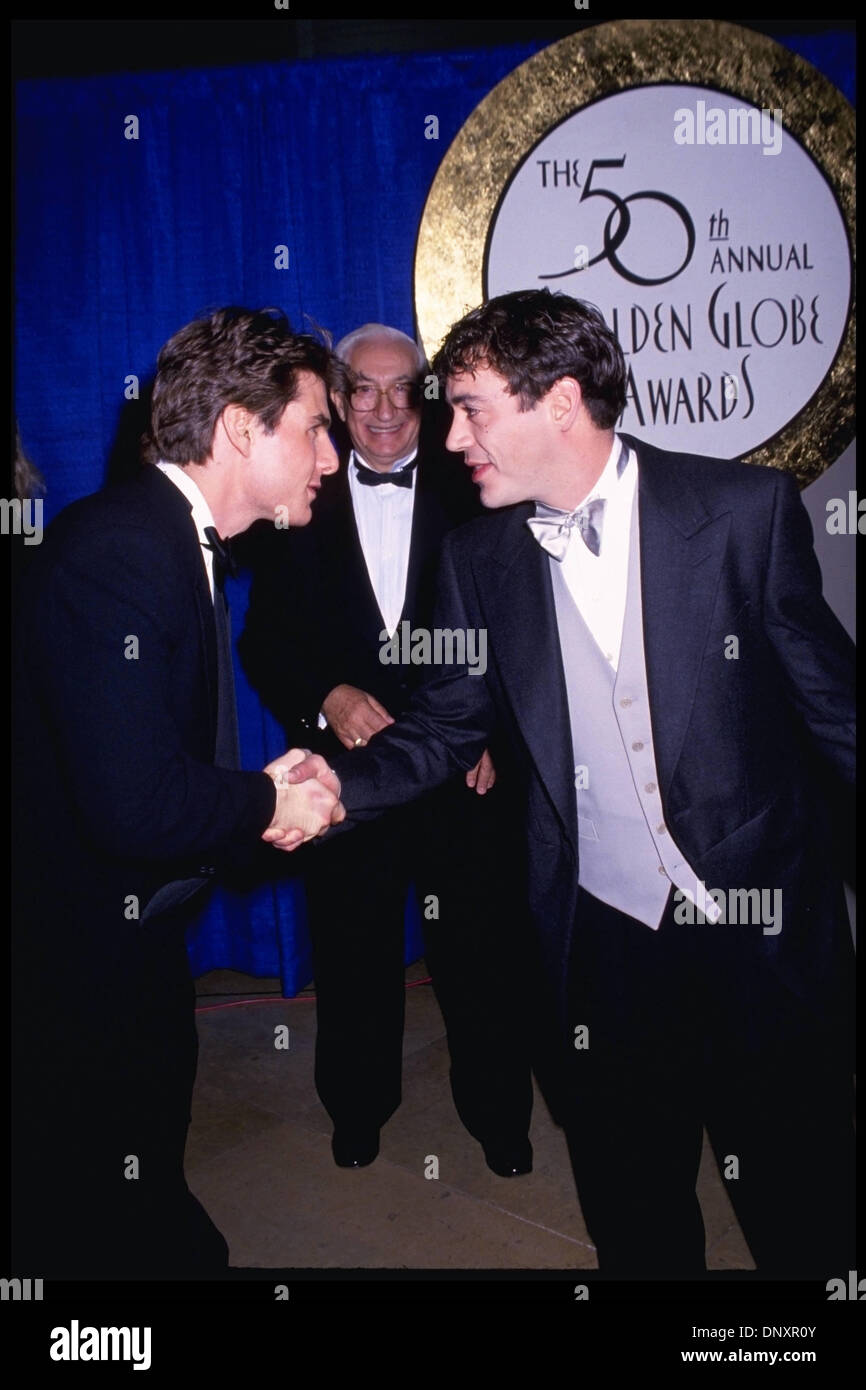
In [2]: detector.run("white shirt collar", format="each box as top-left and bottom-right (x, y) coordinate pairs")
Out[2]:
(156, 461), (218, 596)
(351, 446), (419, 475)
(535, 435), (629, 519)
(583, 434), (629, 506)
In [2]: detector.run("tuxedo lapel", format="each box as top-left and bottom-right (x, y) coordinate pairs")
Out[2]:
(137, 467), (220, 750)
(400, 462), (450, 626)
(325, 453), (448, 636)
(474, 508), (577, 851)
(469, 439), (732, 845)
(630, 440), (732, 795)
(195, 566), (220, 752)
(321, 463), (387, 637)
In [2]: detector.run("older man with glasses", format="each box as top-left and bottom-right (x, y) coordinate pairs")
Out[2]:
(240, 323), (534, 1177)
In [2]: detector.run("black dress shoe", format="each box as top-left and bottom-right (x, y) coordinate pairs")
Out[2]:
(481, 1138), (533, 1177)
(331, 1128), (380, 1168)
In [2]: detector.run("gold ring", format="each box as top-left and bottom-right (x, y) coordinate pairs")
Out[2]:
(353, 737), (366, 747)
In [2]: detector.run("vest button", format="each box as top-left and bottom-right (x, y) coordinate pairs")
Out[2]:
(619, 696), (633, 707)
(658, 865), (668, 875)
(632, 741), (644, 751)
(645, 781), (657, 793)
(656, 825), (667, 835)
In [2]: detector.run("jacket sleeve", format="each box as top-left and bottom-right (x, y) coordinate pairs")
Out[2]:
(761, 469), (855, 785)
(333, 535), (496, 819)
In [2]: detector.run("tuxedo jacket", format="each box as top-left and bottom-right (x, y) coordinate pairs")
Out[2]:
(332, 436), (856, 1029)
(13, 465), (277, 963)
(239, 439), (481, 747)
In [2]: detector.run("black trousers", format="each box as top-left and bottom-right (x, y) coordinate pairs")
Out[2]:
(303, 773), (534, 1145)
(564, 887), (855, 1279)
(12, 896), (228, 1278)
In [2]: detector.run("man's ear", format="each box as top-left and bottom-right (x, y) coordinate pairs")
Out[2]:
(220, 403), (255, 456)
(333, 393), (349, 425)
(547, 376), (583, 430)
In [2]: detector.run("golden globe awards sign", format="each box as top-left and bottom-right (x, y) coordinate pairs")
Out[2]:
(487, 88), (847, 464)
(415, 20), (855, 485)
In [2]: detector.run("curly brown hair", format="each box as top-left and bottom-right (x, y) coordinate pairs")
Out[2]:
(432, 289), (626, 430)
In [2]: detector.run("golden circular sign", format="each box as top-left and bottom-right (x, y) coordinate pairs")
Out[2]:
(414, 19), (854, 485)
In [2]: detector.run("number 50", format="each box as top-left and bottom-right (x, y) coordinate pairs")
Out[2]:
(540, 157), (695, 287)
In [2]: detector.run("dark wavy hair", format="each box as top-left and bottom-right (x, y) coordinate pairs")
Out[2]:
(432, 289), (626, 429)
(144, 307), (333, 465)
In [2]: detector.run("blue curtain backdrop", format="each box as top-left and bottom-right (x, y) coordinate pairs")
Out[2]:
(15, 32), (854, 992)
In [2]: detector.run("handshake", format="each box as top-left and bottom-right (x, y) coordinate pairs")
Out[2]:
(260, 749), (345, 852)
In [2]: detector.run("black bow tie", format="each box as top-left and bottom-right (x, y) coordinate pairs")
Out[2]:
(354, 456), (418, 488)
(203, 526), (238, 581)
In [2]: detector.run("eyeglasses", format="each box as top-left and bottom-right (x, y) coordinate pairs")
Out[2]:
(347, 380), (420, 412)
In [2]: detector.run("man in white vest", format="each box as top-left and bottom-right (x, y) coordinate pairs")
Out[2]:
(281, 289), (855, 1280)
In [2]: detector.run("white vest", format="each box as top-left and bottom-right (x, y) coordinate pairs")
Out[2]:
(550, 499), (713, 928)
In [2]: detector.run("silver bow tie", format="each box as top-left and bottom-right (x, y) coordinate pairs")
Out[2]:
(526, 497), (606, 560)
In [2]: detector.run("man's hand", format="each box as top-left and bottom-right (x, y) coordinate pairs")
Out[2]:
(321, 683), (394, 750)
(286, 751), (341, 789)
(465, 747), (496, 794)
(265, 749), (343, 802)
(261, 749), (344, 851)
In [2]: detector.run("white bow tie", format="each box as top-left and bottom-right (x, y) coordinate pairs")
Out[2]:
(525, 441), (629, 561)
(526, 497), (606, 560)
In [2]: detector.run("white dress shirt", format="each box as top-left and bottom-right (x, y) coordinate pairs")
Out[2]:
(533, 435), (636, 670)
(348, 446), (418, 637)
(156, 461), (218, 601)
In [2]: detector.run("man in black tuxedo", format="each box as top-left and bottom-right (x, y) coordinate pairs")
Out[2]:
(240, 324), (533, 1174)
(288, 291), (855, 1278)
(12, 307), (343, 1278)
